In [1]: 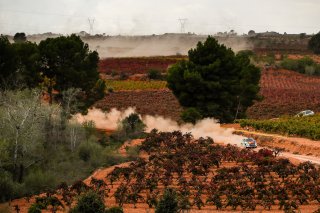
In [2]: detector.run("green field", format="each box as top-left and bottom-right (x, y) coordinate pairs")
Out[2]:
(106, 80), (167, 91)
(238, 115), (320, 140)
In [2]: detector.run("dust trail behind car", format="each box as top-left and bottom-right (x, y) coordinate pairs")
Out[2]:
(75, 107), (245, 146)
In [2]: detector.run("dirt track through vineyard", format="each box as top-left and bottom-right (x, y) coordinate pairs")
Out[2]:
(232, 128), (320, 165)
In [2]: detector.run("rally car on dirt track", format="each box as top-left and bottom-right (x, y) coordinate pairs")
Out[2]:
(241, 138), (257, 148)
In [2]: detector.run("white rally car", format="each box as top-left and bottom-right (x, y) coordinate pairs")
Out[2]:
(241, 138), (257, 148)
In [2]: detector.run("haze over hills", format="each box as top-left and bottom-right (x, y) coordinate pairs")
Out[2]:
(4, 32), (311, 57)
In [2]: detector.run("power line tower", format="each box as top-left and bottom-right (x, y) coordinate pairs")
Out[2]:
(178, 18), (188, 33)
(88, 18), (95, 35)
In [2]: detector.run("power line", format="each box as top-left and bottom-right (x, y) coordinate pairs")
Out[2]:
(88, 18), (95, 35)
(178, 18), (188, 33)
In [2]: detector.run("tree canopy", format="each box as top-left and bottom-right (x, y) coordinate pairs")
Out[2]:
(12, 41), (40, 88)
(0, 36), (17, 88)
(38, 34), (105, 111)
(0, 33), (105, 112)
(308, 32), (320, 54)
(167, 36), (261, 123)
(13, 32), (27, 43)
(155, 188), (179, 213)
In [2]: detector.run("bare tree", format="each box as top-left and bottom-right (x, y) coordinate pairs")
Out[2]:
(0, 89), (46, 181)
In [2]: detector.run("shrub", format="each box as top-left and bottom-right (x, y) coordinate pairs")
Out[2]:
(148, 69), (162, 80)
(107, 87), (114, 93)
(0, 171), (14, 202)
(116, 113), (146, 140)
(71, 190), (105, 213)
(155, 188), (179, 213)
(305, 65), (316, 75)
(78, 141), (102, 162)
(24, 171), (56, 195)
(280, 57), (320, 75)
(181, 108), (202, 124)
(111, 70), (118, 77)
(308, 32), (320, 54)
(126, 146), (140, 160)
(105, 206), (123, 213)
(27, 204), (41, 213)
(78, 144), (92, 162)
(103, 152), (127, 166)
(119, 72), (128, 80)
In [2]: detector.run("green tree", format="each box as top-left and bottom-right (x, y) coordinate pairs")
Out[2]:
(13, 32), (27, 43)
(180, 107), (202, 124)
(118, 113), (146, 139)
(38, 34), (105, 111)
(148, 69), (162, 80)
(167, 36), (261, 123)
(0, 89), (46, 182)
(0, 35), (40, 89)
(71, 190), (105, 213)
(155, 188), (179, 213)
(0, 36), (17, 88)
(12, 41), (40, 88)
(309, 32), (320, 54)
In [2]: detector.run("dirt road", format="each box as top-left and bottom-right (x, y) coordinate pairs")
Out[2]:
(234, 129), (320, 165)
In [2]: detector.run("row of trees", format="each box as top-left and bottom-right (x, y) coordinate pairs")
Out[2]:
(0, 33), (105, 113)
(103, 131), (320, 212)
(0, 33), (130, 203)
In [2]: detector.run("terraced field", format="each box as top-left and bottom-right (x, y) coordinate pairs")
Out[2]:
(95, 90), (183, 121)
(11, 131), (320, 213)
(247, 69), (320, 119)
(99, 56), (186, 75)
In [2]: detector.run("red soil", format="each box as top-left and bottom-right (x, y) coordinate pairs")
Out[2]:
(95, 69), (320, 120)
(99, 56), (186, 75)
(94, 89), (183, 121)
(247, 69), (320, 119)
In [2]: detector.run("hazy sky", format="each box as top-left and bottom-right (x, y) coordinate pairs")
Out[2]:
(0, 0), (319, 35)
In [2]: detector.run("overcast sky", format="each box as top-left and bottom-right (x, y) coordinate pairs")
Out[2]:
(0, 0), (319, 35)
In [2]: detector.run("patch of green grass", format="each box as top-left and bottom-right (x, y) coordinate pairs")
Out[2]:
(106, 80), (167, 91)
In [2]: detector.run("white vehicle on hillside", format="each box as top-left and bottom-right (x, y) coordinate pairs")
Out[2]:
(295, 110), (314, 117)
(241, 138), (257, 148)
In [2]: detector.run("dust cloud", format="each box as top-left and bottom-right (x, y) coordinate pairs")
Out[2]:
(27, 34), (253, 58)
(74, 107), (244, 146)
(74, 107), (136, 130)
(83, 35), (253, 58)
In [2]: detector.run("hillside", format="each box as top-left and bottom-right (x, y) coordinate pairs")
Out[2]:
(97, 55), (320, 120)
(247, 69), (320, 119)
(8, 132), (320, 212)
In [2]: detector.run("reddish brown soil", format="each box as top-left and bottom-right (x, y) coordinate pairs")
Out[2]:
(247, 69), (320, 119)
(96, 69), (320, 120)
(7, 134), (320, 213)
(94, 89), (183, 121)
(9, 162), (320, 213)
(99, 56), (186, 75)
